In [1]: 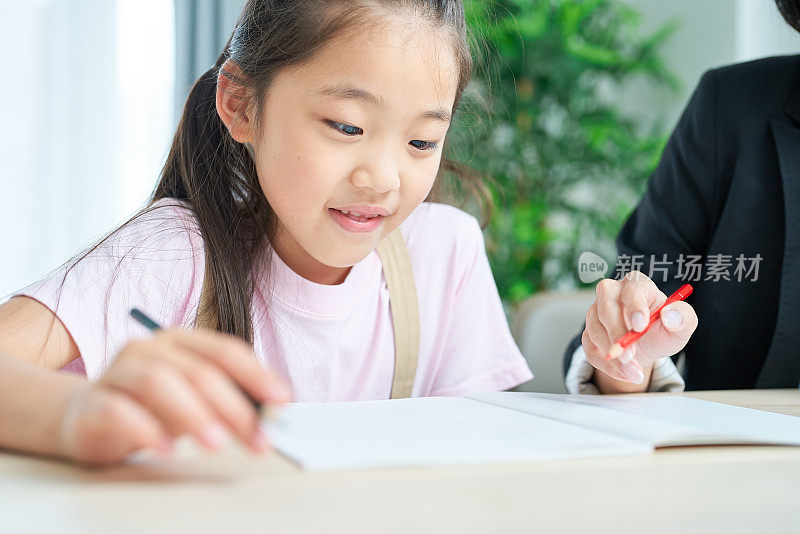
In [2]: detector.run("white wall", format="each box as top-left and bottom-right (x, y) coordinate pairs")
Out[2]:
(619, 0), (800, 131)
(737, 0), (800, 62)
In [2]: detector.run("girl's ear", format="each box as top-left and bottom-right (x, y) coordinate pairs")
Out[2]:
(216, 60), (254, 144)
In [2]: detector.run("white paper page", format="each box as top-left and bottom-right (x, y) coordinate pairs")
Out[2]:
(267, 397), (652, 471)
(470, 392), (800, 447)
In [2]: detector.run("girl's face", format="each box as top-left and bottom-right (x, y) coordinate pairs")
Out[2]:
(250, 21), (460, 285)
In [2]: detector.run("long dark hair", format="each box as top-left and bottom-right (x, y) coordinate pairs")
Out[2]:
(150, 0), (488, 343)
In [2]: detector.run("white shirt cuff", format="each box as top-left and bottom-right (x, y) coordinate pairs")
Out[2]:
(565, 345), (686, 394)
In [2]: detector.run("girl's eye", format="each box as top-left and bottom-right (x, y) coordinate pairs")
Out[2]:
(324, 120), (438, 151)
(325, 120), (363, 136)
(409, 140), (439, 151)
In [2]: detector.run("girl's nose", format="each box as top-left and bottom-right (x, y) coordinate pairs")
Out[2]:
(349, 162), (400, 194)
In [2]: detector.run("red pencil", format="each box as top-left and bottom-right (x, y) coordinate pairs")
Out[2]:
(605, 284), (694, 361)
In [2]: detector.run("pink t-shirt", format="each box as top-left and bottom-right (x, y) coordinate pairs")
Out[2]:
(13, 198), (532, 401)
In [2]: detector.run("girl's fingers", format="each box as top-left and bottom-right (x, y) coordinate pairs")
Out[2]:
(66, 389), (172, 467)
(103, 329), (281, 455)
(165, 348), (271, 453)
(104, 342), (232, 452)
(619, 271), (666, 332)
(166, 329), (292, 404)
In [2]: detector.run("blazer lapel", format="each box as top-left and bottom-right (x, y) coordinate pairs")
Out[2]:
(756, 93), (800, 387)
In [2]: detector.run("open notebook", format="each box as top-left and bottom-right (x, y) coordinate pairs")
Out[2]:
(266, 393), (800, 471)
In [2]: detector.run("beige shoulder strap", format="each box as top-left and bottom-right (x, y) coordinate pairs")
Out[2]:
(197, 228), (420, 399)
(376, 229), (420, 399)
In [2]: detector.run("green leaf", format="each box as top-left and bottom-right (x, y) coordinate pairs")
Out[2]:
(454, 0), (681, 306)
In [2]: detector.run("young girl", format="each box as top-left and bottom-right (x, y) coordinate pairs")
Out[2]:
(0, 0), (533, 467)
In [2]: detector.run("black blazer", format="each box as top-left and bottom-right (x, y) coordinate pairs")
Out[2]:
(564, 55), (800, 390)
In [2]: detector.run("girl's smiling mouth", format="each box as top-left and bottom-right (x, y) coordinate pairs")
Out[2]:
(328, 206), (388, 233)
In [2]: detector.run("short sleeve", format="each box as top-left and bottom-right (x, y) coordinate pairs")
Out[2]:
(11, 201), (205, 381)
(428, 216), (533, 396)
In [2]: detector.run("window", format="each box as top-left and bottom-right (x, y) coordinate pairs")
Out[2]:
(0, 0), (175, 297)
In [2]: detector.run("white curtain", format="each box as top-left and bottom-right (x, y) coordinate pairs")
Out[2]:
(173, 0), (246, 117)
(0, 0), (175, 297)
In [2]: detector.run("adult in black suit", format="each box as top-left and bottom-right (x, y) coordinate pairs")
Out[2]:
(563, 0), (800, 394)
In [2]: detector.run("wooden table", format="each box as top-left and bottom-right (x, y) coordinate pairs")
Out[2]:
(2, 390), (800, 534)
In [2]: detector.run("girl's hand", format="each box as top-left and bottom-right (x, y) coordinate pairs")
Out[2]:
(58, 328), (292, 467)
(581, 271), (698, 386)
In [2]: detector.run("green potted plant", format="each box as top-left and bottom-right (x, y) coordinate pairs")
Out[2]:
(447, 0), (680, 306)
